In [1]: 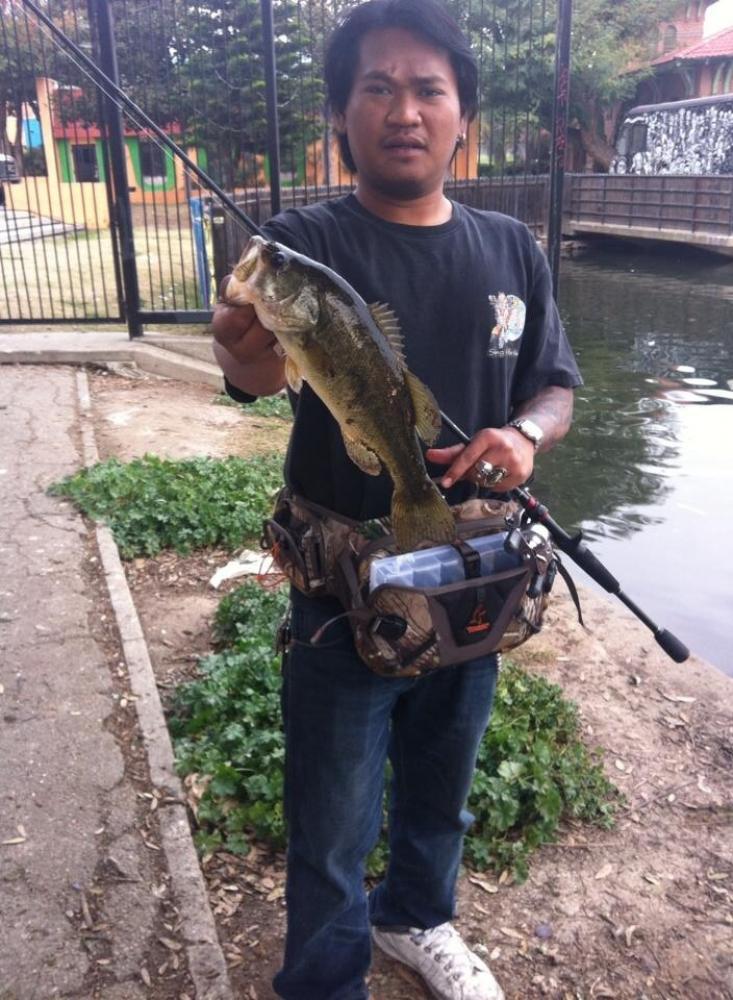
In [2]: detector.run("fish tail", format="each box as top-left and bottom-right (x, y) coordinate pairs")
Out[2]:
(391, 482), (456, 552)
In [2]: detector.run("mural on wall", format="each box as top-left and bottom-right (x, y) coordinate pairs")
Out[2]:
(612, 98), (733, 175)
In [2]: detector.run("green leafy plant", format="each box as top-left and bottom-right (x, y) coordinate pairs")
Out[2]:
(170, 584), (290, 853)
(465, 663), (617, 880)
(214, 392), (293, 422)
(49, 453), (283, 557)
(169, 581), (617, 877)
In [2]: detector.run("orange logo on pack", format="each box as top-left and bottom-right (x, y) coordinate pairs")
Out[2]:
(466, 603), (491, 635)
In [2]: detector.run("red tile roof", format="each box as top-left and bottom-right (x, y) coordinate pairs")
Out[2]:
(653, 24), (733, 65)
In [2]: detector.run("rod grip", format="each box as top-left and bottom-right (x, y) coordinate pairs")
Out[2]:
(655, 629), (689, 664)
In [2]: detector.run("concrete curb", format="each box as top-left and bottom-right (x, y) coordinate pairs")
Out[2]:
(0, 331), (225, 389)
(75, 370), (234, 1000)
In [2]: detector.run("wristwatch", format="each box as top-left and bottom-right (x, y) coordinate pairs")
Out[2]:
(508, 417), (544, 451)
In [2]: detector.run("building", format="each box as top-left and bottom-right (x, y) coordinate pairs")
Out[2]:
(6, 77), (206, 229)
(635, 0), (733, 104)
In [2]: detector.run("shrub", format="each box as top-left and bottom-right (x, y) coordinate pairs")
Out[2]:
(49, 453), (283, 557)
(170, 581), (617, 877)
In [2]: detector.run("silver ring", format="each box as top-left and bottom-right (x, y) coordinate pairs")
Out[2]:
(474, 460), (508, 488)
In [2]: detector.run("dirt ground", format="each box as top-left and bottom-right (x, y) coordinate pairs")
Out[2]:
(87, 368), (733, 1000)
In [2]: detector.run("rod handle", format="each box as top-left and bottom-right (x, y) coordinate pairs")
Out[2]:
(655, 629), (689, 664)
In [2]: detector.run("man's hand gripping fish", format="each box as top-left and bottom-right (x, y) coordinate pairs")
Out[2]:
(226, 236), (456, 552)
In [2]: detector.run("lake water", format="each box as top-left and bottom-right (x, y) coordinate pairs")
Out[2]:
(532, 242), (733, 676)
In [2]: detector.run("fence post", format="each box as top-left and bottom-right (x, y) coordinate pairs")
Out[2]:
(94, 0), (142, 338)
(547, 0), (572, 300)
(260, 0), (281, 217)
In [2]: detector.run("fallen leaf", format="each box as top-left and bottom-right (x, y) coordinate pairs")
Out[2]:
(499, 926), (524, 940)
(469, 876), (499, 894)
(594, 863), (613, 880)
(140, 967), (152, 987)
(158, 936), (183, 951)
(1, 836), (26, 846)
(659, 690), (696, 704)
(624, 925), (637, 948)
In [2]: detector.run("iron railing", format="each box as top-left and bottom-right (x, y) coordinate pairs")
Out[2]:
(2, 0), (571, 333)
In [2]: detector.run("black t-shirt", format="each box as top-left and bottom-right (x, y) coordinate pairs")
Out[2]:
(228, 194), (582, 520)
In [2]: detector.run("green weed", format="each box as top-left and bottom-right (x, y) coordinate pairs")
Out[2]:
(169, 581), (617, 877)
(214, 392), (292, 421)
(49, 453), (283, 557)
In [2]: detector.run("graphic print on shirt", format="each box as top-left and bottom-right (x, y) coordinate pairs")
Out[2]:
(487, 292), (526, 357)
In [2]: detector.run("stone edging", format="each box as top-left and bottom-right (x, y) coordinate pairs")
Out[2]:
(75, 370), (234, 1000)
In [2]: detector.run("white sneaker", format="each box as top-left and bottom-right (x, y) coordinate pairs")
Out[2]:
(372, 922), (505, 1000)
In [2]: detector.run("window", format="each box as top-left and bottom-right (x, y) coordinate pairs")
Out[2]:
(630, 123), (648, 156)
(139, 140), (167, 185)
(72, 144), (98, 183)
(663, 25), (677, 53)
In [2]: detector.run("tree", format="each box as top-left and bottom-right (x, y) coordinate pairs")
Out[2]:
(568, 0), (679, 170)
(449, 0), (679, 173)
(0, 0), (44, 170)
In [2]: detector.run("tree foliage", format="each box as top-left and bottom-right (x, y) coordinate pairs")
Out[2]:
(447, 0), (679, 171)
(1, 0), (680, 180)
(568, 0), (679, 168)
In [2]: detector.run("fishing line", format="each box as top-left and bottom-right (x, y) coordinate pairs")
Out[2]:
(15, 0), (265, 241)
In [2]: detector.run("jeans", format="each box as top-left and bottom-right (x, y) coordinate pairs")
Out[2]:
(273, 590), (498, 1000)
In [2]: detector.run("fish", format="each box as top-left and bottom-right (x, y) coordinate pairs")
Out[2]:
(225, 235), (456, 552)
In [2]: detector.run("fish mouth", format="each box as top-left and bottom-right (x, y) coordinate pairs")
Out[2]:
(232, 235), (265, 282)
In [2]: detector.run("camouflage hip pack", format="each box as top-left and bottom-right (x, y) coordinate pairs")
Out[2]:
(261, 487), (557, 678)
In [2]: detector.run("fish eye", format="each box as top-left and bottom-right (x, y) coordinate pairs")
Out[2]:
(271, 251), (287, 269)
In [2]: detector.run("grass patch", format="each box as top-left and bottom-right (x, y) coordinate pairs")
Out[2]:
(169, 581), (617, 877)
(214, 391), (293, 422)
(49, 453), (283, 557)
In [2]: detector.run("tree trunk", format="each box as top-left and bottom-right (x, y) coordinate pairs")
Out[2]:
(579, 126), (616, 172)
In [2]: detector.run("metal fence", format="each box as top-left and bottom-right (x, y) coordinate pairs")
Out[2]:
(1, 0), (568, 332)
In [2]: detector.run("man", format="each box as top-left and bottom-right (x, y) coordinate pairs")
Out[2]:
(212, 1), (581, 997)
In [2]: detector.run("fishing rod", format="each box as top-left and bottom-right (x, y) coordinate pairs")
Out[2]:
(440, 410), (690, 664)
(18, 0), (265, 240)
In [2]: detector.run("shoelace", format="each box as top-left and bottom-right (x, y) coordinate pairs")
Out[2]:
(410, 927), (473, 977)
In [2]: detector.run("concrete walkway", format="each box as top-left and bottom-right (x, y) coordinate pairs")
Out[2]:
(0, 351), (231, 998)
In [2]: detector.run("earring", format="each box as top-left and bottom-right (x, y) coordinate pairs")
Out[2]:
(456, 133), (467, 149)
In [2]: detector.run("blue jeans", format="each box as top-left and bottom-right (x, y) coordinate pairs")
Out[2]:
(272, 591), (498, 1000)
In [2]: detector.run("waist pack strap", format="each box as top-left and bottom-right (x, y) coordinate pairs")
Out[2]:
(451, 539), (482, 579)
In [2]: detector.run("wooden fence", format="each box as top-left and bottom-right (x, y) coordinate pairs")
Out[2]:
(564, 174), (733, 253)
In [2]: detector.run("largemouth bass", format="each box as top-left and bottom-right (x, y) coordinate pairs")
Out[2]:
(226, 235), (455, 552)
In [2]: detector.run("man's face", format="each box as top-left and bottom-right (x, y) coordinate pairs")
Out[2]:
(334, 27), (467, 200)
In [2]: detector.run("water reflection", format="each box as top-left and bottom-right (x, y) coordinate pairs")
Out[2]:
(532, 242), (733, 674)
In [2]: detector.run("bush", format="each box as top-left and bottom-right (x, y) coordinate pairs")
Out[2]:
(170, 581), (617, 877)
(49, 453), (283, 557)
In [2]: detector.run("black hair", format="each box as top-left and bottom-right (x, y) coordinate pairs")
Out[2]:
(324, 0), (478, 173)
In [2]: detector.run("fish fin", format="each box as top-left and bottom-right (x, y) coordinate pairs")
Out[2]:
(342, 433), (382, 476)
(284, 356), (303, 394)
(404, 371), (442, 446)
(369, 302), (405, 362)
(391, 482), (456, 553)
